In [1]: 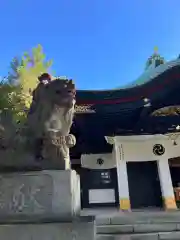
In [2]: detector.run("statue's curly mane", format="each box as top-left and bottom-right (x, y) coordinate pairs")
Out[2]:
(27, 78), (76, 138)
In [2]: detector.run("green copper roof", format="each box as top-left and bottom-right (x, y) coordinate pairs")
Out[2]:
(119, 58), (180, 89)
(77, 54), (180, 92)
(76, 58), (180, 100)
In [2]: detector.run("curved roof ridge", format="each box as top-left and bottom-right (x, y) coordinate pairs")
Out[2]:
(77, 58), (180, 93)
(122, 58), (180, 89)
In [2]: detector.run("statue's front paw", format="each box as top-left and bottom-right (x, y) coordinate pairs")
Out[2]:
(65, 134), (76, 148)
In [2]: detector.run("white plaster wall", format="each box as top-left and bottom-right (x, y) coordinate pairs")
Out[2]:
(81, 153), (116, 169)
(115, 136), (180, 162)
(167, 143), (180, 159)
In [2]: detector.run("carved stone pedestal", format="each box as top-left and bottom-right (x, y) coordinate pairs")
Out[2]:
(0, 170), (96, 239)
(0, 170), (80, 222)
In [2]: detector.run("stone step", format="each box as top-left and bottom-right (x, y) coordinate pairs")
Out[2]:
(92, 211), (180, 239)
(96, 213), (180, 226)
(97, 223), (180, 234)
(96, 231), (180, 240)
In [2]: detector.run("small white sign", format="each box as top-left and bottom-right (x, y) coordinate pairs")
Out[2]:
(89, 189), (115, 204)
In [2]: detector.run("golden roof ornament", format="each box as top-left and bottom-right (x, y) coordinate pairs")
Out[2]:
(154, 46), (158, 54)
(145, 46), (165, 69)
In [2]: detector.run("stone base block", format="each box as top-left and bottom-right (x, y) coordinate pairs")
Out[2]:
(0, 217), (95, 240)
(162, 197), (177, 210)
(0, 170), (80, 222)
(120, 198), (131, 210)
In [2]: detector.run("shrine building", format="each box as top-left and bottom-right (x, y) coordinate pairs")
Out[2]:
(70, 49), (180, 211)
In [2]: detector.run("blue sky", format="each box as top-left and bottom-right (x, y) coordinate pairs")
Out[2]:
(0, 0), (180, 89)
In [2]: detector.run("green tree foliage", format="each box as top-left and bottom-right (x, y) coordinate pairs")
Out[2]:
(0, 78), (13, 110)
(0, 78), (18, 129)
(9, 44), (53, 108)
(2, 44), (53, 123)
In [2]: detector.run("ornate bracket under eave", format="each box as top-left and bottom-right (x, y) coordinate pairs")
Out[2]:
(75, 104), (95, 114)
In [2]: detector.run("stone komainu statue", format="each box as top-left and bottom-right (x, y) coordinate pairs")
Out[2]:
(27, 78), (76, 169)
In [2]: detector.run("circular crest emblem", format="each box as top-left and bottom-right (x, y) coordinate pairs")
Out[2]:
(153, 144), (165, 156)
(97, 158), (104, 165)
